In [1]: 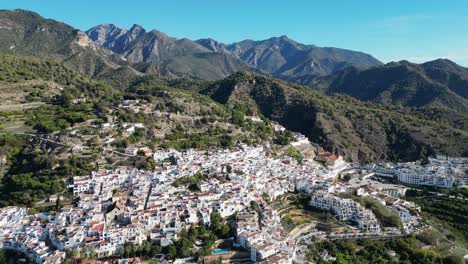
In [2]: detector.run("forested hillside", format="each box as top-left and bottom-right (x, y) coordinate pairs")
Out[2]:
(311, 60), (468, 113)
(202, 72), (468, 162)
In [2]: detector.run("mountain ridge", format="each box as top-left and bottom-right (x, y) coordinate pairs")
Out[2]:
(201, 71), (468, 161)
(1, 9), (467, 162)
(310, 59), (468, 112)
(0, 9), (130, 75)
(86, 23), (383, 80)
(86, 23), (253, 80)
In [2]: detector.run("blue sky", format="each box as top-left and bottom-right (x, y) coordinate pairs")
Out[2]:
(2, 0), (468, 66)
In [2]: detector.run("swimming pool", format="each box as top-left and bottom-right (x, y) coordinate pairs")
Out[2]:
(212, 249), (231, 255)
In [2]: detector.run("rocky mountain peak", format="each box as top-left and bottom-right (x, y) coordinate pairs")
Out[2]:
(86, 24), (128, 46)
(195, 38), (230, 53)
(83, 20), (382, 81)
(129, 24), (145, 34)
(148, 28), (171, 40)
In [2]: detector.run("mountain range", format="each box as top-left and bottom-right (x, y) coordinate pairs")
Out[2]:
(311, 59), (468, 112)
(0, 9), (137, 76)
(201, 71), (467, 161)
(85, 23), (383, 80)
(0, 9), (467, 161)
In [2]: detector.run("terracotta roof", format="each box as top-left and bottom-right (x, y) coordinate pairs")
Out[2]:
(90, 223), (104, 233)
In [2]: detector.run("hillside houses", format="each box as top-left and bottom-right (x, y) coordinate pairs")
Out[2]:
(0, 142), (353, 263)
(310, 191), (380, 232)
(234, 207), (293, 263)
(64, 145), (322, 258)
(0, 208), (66, 263)
(0, 138), (431, 263)
(315, 151), (347, 170)
(397, 168), (455, 188)
(355, 157), (467, 188)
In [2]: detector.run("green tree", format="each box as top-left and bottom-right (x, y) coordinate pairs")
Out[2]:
(164, 244), (177, 260)
(188, 225), (199, 242)
(342, 174), (352, 182)
(226, 164), (232, 173)
(274, 130), (293, 145)
(176, 237), (193, 257)
(203, 231), (217, 249)
(0, 250), (5, 264)
(219, 134), (233, 148)
(231, 109), (244, 126)
(149, 244), (162, 257)
(443, 255), (464, 264)
(198, 246), (211, 257)
(56, 195), (62, 210)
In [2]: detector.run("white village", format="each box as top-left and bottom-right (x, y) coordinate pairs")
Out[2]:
(1, 123), (467, 264)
